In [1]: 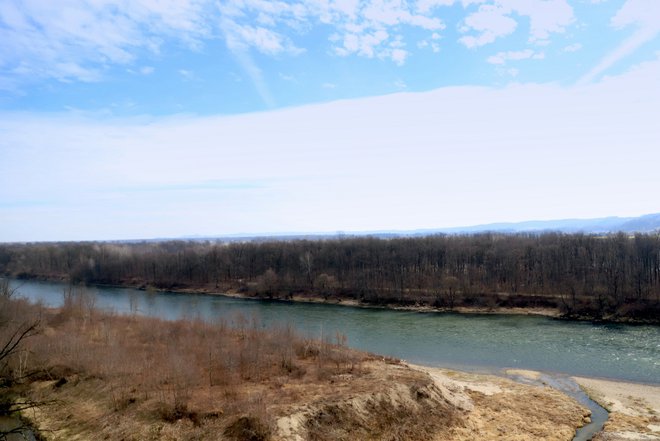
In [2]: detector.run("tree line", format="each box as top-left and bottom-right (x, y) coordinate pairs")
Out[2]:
(1, 232), (659, 321)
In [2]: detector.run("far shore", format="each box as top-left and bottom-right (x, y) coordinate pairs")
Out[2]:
(9, 275), (569, 319)
(12, 273), (660, 324)
(219, 289), (563, 318)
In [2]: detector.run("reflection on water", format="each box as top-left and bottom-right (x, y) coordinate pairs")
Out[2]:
(10, 279), (660, 384)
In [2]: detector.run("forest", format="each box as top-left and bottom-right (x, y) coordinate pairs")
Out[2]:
(1, 232), (659, 322)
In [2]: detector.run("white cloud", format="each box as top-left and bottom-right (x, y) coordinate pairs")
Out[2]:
(323, 0), (445, 64)
(334, 28), (410, 64)
(335, 29), (390, 57)
(459, 4), (518, 48)
(458, 0), (574, 48)
(487, 49), (544, 64)
(611, 0), (660, 29)
(140, 66), (155, 75)
(390, 48), (408, 65)
(416, 0), (456, 14)
(509, 0), (574, 42)
(0, 0), (454, 88)
(495, 66), (519, 76)
(2, 55), (659, 240)
(221, 21), (304, 56)
(217, 0), (447, 68)
(579, 0), (660, 84)
(563, 43), (582, 52)
(178, 69), (196, 81)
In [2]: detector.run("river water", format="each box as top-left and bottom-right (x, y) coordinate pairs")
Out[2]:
(10, 279), (659, 384)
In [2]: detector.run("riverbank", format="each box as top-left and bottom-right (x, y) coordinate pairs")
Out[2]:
(1, 274), (574, 320)
(219, 288), (563, 318)
(13, 274), (660, 324)
(15, 348), (660, 441)
(573, 377), (660, 440)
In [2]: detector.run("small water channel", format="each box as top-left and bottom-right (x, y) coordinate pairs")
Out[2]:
(9, 279), (660, 440)
(505, 372), (609, 441)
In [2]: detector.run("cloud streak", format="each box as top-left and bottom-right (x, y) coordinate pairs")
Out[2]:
(578, 0), (660, 84)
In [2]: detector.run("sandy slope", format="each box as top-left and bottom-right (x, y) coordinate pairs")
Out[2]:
(22, 360), (594, 441)
(273, 362), (591, 441)
(411, 365), (590, 441)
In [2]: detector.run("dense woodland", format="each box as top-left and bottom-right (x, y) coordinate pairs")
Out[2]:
(1, 233), (659, 322)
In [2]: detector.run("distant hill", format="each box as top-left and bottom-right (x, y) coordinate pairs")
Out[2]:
(413, 213), (660, 236)
(177, 213), (660, 243)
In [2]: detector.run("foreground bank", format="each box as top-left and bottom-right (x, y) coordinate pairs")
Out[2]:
(4, 291), (660, 441)
(0, 295), (589, 441)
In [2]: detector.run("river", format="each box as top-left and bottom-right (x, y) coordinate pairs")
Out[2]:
(10, 279), (659, 384)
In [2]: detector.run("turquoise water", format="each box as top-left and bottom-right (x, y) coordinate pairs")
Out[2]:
(10, 279), (660, 385)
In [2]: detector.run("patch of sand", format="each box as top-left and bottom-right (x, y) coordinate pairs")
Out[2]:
(506, 369), (543, 381)
(573, 377), (660, 441)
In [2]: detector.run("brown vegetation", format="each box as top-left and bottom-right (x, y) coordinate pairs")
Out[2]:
(0, 289), (458, 440)
(1, 232), (659, 322)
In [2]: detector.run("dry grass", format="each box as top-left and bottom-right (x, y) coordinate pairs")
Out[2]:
(3, 289), (448, 440)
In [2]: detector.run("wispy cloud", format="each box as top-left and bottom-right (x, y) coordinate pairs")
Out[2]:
(578, 0), (660, 84)
(487, 49), (544, 65)
(231, 50), (276, 108)
(178, 69), (197, 81)
(563, 43), (582, 53)
(220, 19), (304, 56)
(0, 0), (210, 84)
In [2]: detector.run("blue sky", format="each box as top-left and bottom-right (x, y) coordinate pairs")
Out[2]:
(1, 0), (659, 241)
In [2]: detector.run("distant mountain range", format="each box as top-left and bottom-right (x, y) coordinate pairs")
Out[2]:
(403, 213), (660, 236)
(175, 213), (660, 243)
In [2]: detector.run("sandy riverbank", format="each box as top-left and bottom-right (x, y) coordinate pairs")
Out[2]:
(573, 377), (660, 441)
(217, 289), (561, 318)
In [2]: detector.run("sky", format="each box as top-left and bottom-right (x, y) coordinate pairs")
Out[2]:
(1, 0), (659, 242)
